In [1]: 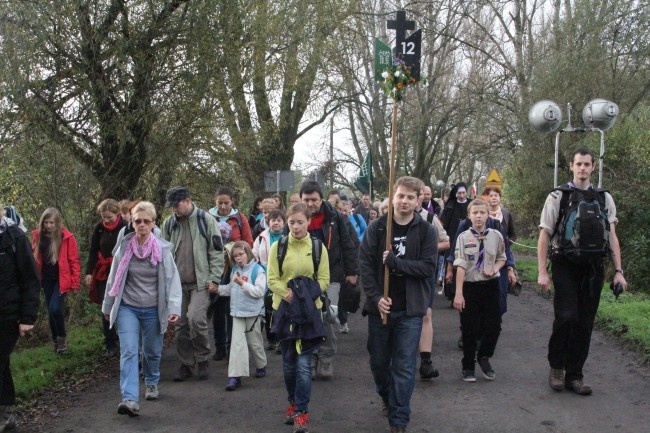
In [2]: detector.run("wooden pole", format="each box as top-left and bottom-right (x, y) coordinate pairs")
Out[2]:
(382, 101), (399, 325)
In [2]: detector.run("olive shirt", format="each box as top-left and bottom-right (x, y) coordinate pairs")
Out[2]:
(453, 228), (506, 282)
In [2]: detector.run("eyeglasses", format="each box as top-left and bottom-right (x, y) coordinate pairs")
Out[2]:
(134, 219), (153, 225)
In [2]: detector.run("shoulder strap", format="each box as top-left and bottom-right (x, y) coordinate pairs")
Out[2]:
(353, 213), (361, 226)
(234, 212), (244, 232)
(277, 235), (289, 277)
(311, 237), (322, 280)
(551, 186), (572, 237)
(427, 212), (434, 224)
(197, 209), (208, 241)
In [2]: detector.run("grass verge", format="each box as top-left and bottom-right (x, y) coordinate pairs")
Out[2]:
(515, 244), (649, 364)
(12, 319), (104, 400)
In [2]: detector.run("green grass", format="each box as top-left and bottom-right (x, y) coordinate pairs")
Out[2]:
(596, 290), (650, 363)
(12, 320), (104, 400)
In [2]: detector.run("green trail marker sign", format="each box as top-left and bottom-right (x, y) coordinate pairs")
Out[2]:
(374, 38), (392, 81)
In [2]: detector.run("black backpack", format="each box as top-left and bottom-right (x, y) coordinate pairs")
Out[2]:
(551, 186), (610, 264)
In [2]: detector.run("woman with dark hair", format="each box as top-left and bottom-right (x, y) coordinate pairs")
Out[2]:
(248, 196), (264, 230)
(32, 208), (81, 354)
(85, 199), (129, 357)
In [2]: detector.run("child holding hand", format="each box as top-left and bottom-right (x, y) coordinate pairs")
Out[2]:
(213, 241), (268, 391)
(453, 199), (506, 382)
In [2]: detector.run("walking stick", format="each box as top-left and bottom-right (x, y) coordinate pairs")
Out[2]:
(382, 102), (399, 325)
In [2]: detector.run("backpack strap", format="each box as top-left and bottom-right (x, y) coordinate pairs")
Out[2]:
(277, 235), (322, 281)
(277, 235), (289, 278)
(426, 212), (434, 224)
(551, 185), (573, 238)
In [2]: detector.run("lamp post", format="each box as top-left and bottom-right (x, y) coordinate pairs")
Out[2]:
(529, 99), (618, 188)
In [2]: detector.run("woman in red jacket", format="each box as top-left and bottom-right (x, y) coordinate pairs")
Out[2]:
(32, 208), (81, 354)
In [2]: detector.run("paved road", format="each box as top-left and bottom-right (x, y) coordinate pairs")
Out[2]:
(31, 286), (649, 433)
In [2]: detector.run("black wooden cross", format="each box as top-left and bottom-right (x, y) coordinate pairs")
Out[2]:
(387, 10), (415, 50)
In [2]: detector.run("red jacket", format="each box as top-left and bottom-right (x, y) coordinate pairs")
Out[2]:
(32, 227), (81, 294)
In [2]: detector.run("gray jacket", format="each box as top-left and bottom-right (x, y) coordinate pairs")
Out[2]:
(102, 233), (182, 334)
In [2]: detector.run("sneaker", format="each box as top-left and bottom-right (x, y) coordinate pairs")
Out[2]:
(478, 357), (495, 380)
(173, 364), (193, 382)
(145, 384), (159, 400)
(390, 426), (407, 433)
(117, 400), (140, 417)
(225, 377), (241, 391)
(462, 370), (476, 382)
(565, 379), (592, 395)
(284, 402), (297, 425)
(548, 368), (565, 391)
(317, 359), (333, 380)
(419, 359), (440, 380)
(255, 367), (266, 378)
(197, 360), (209, 380)
(339, 323), (349, 333)
(292, 411), (309, 433)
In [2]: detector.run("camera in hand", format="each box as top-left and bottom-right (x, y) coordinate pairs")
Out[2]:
(610, 282), (624, 300)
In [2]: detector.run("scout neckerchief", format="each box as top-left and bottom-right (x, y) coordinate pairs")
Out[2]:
(469, 227), (490, 271)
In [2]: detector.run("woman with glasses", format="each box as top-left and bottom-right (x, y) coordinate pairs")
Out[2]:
(103, 201), (181, 417)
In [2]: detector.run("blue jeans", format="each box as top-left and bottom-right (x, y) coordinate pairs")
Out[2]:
(367, 311), (423, 428)
(43, 279), (66, 341)
(280, 340), (321, 413)
(117, 304), (162, 402)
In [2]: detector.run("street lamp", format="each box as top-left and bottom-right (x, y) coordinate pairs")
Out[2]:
(435, 179), (445, 200)
(528, 98), (619, 188)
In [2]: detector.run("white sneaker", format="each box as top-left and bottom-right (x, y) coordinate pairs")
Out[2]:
(117, 400), (140, 416)
(145, 384), (159, 400)
(339, 323), (349, 334)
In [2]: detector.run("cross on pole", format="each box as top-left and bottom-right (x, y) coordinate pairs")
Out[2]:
(387, 10), (415, 51)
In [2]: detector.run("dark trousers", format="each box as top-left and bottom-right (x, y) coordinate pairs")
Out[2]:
(0, 321), (19, 405)
(212, 296), (233, 349)
(96, 281), (119, 349)
(548, 259), (604, 381)
(459, 279), (501, 370)
(43, 279), (67, 341)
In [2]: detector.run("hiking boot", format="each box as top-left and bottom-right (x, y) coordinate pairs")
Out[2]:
(225, 377), (241, 391)
(390, 426), (407, 433)
(212, 346), (228, 361)
(197, 361), (209, 380)
(145, 384), (159, 400)
(462, 370), (476, 382)
(284, 402), (297, 425)
(548, 368), (565, 391)
(255, 367), (266, 378)
(339, 323), (349, 334)
(0, 405), (16, 432)
(317, 359), (333, 380)
(117, 400), (140, 417)
(478, 357), (495, 380)
(292, 411), (309, 433)
(106, 345), (119, 358)
(173, 364), (193, 382)
(419, 359), (440, 380)
(55, 336), (68, 354)
(565, 379), (592, 395)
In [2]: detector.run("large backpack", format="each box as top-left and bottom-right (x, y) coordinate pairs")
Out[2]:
(551, 185), (610, 264)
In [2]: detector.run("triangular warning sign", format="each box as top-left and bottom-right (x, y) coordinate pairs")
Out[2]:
(486, 168), (503, 185)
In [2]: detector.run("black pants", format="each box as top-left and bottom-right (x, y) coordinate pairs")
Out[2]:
(459, 279), (501, 371)
(212, 296), (233, 350)
(0, 321), (19, 406)
(96, 281), (119, 349)
(548, 259), (604, 381)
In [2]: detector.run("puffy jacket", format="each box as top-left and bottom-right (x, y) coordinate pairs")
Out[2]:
(32, 227), (81, 294)
(102, 233), (182, 334)
(218, 260), (266, 317)
(0, 224), (40, 325)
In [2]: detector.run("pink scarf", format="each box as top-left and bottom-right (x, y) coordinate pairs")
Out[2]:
(108, 234), (162, 297)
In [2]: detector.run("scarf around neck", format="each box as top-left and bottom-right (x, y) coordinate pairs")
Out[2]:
(102, 214), (122, 231)
(469, 227), (490, 271)
(108, 233), (162, 297)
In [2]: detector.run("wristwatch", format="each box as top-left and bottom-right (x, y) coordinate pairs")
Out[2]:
(507, 266), (514, 271)
(615, 269), (624, 275)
